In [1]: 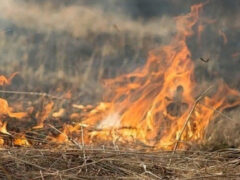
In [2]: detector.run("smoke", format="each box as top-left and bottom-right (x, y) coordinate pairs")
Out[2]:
(0, 0), (178, 102)
(0, 0), (175, 38)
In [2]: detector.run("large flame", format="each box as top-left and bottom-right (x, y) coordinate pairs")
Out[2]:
(68, 4), (240, 150)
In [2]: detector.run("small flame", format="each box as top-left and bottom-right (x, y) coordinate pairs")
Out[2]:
(0, 73), (28, 142)
(0, 98), (27, 136)
(13, 134), (30, 147)
(0, 121), (11, 135)
(52, 108), (65, 118)
(33, 101), (54, 129)
(0, 72), (18, 86)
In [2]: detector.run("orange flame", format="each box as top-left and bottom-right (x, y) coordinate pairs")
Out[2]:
(0, 120), (10, 135)
(67, 4), (240, 150)
(0, 73), (28, 143)
(33, 101), (54, 129)
(0, 98), (28, 136)
(0, 98), (27, 119)
(13, 134), (30, 147)
(0, 72), (18, 86)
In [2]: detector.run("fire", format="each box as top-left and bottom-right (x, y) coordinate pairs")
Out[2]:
(0, 4), (240, 150)
(0, 74), (27, 137)
(67, 3), (240, 150)
(13, 134), (30, 147)
(0, 120), (10, 135)
(0, 98), (27, 119)
(33, 101), (54, 129)
(0, 74), (28, 146)
(0, 72), (18, 86)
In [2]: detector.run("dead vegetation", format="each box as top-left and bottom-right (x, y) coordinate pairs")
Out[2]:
(0, 146), (239, 179)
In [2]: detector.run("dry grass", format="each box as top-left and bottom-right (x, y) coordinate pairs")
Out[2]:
(0, 146), (239, 179)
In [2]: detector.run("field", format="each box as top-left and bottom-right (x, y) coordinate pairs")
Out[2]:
(0, 0), (240, 179)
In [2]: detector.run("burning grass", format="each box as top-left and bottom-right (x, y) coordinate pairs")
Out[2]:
(0, 84), (239, 179)
(0, 1), (240, 179)
(0, 90), (239, 179)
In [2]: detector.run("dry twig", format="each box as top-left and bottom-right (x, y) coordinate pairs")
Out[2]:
(0, 90), (65, 100)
